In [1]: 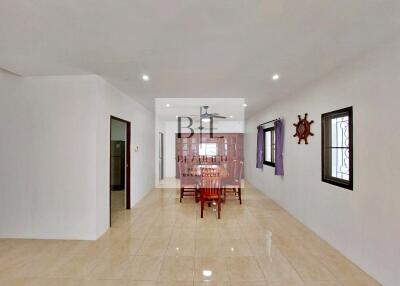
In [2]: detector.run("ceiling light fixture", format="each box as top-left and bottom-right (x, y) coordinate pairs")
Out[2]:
(230, 115), (234, 118)
(202, 118), (211, 123)
(166, 103), (170, 107)
(243, 103), (248, 107)
(202, 270), (212, 277)
(142, 74), (149, 81)
(272, 74), (280, 81)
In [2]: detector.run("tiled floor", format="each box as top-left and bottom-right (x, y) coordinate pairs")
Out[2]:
(111, 190), (126, 213)
(0, 182), (380, 286)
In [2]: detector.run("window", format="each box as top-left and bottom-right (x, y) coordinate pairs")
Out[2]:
(263, 127), (275, 167)
(322, 107), (353, 190)
(199, 143), (217, 156)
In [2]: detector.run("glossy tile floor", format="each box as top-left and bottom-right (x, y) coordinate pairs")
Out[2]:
(0, 182), (380, 286)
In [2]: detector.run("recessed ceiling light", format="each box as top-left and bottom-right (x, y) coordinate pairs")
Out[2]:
(175, 115), (179, 118)
(229, 115), (234, 118)
(202, 270), (212, 277)
(166, 103), (170, 107)
(272, 74), (280, 81)
(243, 103), (247, 107)
(142, 74), (149, 81)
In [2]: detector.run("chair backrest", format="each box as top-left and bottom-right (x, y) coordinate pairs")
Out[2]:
(234, 161), (244, 182)
(179, 162), (196, 186)
(200, 175), (222, 198)
(200, 166), (220, 177)
(225, 160), (236, 182)
(227, 160), (243, 186)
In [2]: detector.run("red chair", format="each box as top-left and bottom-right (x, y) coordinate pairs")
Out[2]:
(200, 170), (222, 219)
(222, 160), (243, 204)
(178, 162), (199, 203)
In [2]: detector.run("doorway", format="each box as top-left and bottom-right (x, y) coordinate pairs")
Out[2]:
(159, 132), (164, 181)
(110, 116), (131, 227)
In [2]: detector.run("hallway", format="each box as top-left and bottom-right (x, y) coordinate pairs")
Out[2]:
(0, 183), (378, 286)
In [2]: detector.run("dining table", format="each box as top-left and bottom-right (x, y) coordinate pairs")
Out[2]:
(183, 164), (229, 178)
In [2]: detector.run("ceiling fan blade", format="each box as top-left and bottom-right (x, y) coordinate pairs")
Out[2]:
(197, 126), (218, 130)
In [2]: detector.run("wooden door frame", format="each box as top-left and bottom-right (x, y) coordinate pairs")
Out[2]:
(110, 116), (131, 227)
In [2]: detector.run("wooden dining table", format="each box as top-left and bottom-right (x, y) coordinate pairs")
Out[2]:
(183, 164), (229, 178)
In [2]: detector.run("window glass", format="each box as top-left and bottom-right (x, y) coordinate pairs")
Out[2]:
(322, 107), (353, 190)
(263, 127), (275, 166)
(199, 143), (217, 156)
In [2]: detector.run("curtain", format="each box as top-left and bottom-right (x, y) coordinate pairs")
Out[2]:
(274, 119), (284, 176)
(256, 126), (264, 169)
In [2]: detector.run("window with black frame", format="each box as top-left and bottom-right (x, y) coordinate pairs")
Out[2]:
(263, 127), (275, 167)
(321, 107), (353, 190)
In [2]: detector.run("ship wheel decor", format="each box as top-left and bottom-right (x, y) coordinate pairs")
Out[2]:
(293, 113), (314, 144)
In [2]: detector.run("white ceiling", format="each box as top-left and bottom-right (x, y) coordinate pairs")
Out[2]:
(155, 98), (244, 121)
(1, 1), (400, 115)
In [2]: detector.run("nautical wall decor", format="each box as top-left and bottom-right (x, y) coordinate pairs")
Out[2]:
(293, 113), (314, 144)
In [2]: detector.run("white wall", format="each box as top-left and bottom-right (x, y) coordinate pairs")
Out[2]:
(95, 79), (155, 237)
(244, 41), (400, 286)
(0, 73), (98, 240)
(0, 72), (155, 240)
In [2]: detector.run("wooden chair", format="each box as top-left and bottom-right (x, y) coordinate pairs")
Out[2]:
(222, 160), (243, 204)
(178, 162), (198, 202)
(200, 169), (222, 219)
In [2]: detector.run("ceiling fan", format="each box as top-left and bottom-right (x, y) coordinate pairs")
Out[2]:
(192, 106), (227, 131)
(190, 106), (227, 120)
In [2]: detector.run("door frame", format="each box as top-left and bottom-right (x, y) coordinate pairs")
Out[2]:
(159, 132), (164, 181)
(110, 115), (131, 226)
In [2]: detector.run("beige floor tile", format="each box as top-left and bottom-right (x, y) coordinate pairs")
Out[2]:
(136, 236), (170, 256)
(196, 227), (220, 240)
(303, 282), (341, 286)
(321, 254), (369, 281)
(194, 256), (228, 282)
(287, 255), (335, 281)
(125, 282), (157, 286)
(269, 281), (305, 286)
(1, 277), (82, 286)
(89, 253), (132, 279)
(256, 255), (302, 283)
(218, 226), (243, 239)
(147, 226), (174, 239)
(230, 282), (268, 286)
(158, 256), (194, 282)
(123, 256), (163, 281)
(195, 238), (223, 257)
(122, 238), (145, 256)
(158, 282), (193, 286)
(171, 227), (197, 240)
(175, 216), (197, 228)
(339, 278), (382, 286)
(247, 239), (283, 259)
(226, 257), (265, 281)
(82, 279), (128, 286)
(166, 238), (195, 256)
(220, 239), (252, 256)
(47, 254), (100, 279)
